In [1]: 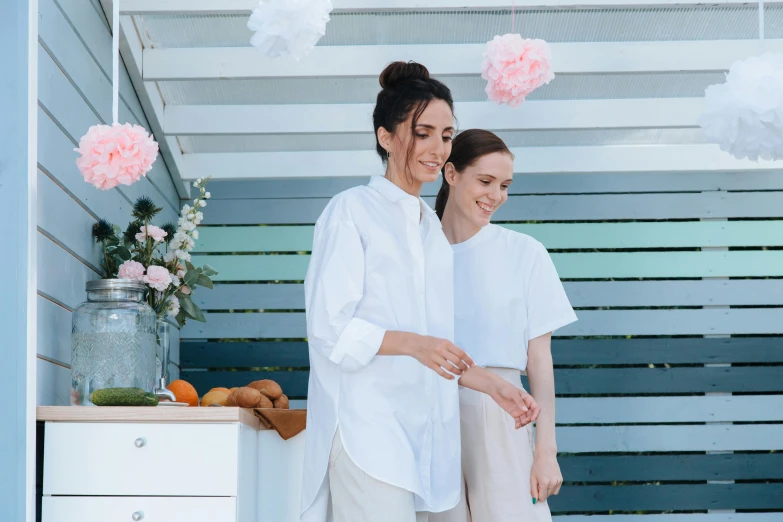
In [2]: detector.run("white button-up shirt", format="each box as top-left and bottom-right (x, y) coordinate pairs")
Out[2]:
(301, 176), (460, 521)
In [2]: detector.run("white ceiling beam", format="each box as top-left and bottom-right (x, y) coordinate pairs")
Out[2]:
(144, 40), (783, 80)
(164, 98), (704, 136)
(121, 0), (783, 14)
(180, 144), (780, 180)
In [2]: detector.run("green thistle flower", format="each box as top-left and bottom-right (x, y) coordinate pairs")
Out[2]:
(92, 219), (115, 243)
(132, 196), (162, 221)
(161, 223), (177, 243)
(123, 220), (144, 244)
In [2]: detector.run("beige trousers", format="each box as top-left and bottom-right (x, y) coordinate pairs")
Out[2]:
(430, 368), (553, 522)
(329, 428), (429, 522)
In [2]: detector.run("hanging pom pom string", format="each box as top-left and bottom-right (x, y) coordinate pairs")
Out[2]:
(248, 0), (333, 61)
(698, 0), (783, 162)
(75, 0), (159, 191)
(480, 0), (554, 108)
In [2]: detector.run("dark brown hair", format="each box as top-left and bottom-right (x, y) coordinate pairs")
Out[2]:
(435, 129), (513, 220)
(373, 62), (454, 180)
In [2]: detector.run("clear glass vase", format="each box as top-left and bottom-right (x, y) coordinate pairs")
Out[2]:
(155, 316), (176, 391)
(70, 279), (157, 406)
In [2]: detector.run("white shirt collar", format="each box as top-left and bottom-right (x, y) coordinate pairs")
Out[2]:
(368, 175), (440, 226)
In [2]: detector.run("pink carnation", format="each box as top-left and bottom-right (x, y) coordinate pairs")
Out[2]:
(143, 265), (171, 292)
(135, 224), (168, 243)
(481, 35), (555, 108)
(117, 260), (145, 281)
(74, 123), (159, 190)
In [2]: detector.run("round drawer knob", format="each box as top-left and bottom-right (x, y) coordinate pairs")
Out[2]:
(132, 512), (144, 521)
(134, 438), (146, 448)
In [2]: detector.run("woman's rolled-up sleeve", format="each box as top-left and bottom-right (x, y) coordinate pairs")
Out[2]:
(304, 219), (386, 372)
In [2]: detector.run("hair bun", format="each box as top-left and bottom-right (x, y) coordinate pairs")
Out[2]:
(379, 61), (431, 88)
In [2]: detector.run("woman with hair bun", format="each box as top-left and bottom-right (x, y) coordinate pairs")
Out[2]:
(301, 64), (540, 522)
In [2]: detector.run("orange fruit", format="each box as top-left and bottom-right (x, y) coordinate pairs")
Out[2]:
(167, 379), (198, 407)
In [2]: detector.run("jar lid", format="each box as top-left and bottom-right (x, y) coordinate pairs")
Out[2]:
(86, 279), (147, 292)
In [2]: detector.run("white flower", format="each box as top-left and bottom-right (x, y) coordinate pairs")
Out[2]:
(181, 204), (192, 215)
(174, 231), (189, 244)
(167, 295), (180, 317)
(163, 251), (176, 263)
(170, 273), (181, 287)
(195, 212), (204, 223)
(204, 192), (211, 199)
(699, 52), (783, 161)
(198, 200), (207, 208)
(175, 249), (192, 262)
(176, 269), (185, 278)
(193, 181), (199, 188)
(191, 230), (199, 240)
(183, 237), (195, 251)
(248, 0), (332, 61)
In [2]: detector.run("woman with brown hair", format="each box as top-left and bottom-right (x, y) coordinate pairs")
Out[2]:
(431, 129), (577, 522)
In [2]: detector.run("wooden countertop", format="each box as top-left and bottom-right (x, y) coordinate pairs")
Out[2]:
(37, 406), (265, 431)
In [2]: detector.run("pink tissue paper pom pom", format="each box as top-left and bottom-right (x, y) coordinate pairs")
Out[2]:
(117, 260), (145, 281)
(74, 123), (159, 190)
(481, 34), (555, 108)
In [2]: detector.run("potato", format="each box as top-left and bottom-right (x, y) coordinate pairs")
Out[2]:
(273, 394), (289, 410)
(246, 379), (283, 400)
(201, 390), (229, 407)
(226, 387), (263, 408)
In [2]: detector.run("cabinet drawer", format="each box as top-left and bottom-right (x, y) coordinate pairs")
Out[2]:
(42, 496), (236, 522)
(43, 423), (240, 496)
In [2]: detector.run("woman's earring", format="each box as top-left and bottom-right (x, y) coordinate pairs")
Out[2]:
(387, 150), (391, 159)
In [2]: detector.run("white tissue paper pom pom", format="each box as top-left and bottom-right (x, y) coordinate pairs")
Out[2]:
(699, 53), (783, 161)
(248, 0), (332, 61)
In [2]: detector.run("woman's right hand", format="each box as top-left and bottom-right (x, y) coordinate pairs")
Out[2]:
(409, 336), (474, 380)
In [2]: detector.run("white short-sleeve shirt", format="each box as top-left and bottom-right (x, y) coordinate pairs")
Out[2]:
(452, 224), (577, 371)
(301, 176), (460, 522)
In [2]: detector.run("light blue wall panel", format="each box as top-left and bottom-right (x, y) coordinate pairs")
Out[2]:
(0, 0), (34, 518)
(36, 0), (181, 406)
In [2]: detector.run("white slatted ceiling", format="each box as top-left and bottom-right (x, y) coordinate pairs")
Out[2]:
(133, 7), (783, 48)
(105, 0), (783, 180)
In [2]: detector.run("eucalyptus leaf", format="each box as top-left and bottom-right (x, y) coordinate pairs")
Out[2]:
(179, 295), (206, 322)
(184, 270), (200, 287)
(196, 274), (213, 289)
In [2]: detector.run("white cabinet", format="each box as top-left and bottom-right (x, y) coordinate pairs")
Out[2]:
(44, 423), (243, 496)
(42, 496), (236, 522)
(37, 407), (306, 522)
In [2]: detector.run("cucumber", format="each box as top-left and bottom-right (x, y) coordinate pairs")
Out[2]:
(90, 387), (159, 406)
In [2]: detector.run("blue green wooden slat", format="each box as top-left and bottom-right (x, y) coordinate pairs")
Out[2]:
(195, 221), (783, 253)
(203, 192), (783, 225)
(181, 308), (783, 339)
(191, 250), (783, 281)
(180, 337), (783, 369)
(192, 280), (783, 311)
(207, 172), (783, 199)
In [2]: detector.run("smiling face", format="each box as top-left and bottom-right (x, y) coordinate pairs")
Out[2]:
(444, 152), (514, 228)
(378, 99), (455, 193)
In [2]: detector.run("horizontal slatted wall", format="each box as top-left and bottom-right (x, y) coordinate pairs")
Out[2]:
(36, 0), (181, 405)
(183, 171), (783, 517)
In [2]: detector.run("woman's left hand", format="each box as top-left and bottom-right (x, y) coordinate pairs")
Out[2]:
(490, 380), (541, 429)
(530, 452), (563, 503)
